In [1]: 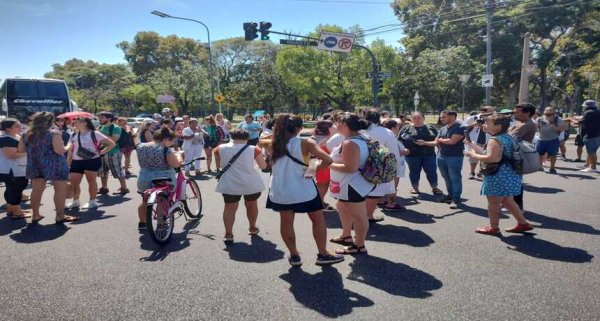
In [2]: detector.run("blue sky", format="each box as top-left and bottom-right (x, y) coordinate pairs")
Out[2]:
(0, 0), (402, 80)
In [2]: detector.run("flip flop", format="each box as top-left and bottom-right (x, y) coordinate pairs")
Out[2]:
(55, 215), (79, 225)
(368, 216), (384, 223)
(383, 203), (406, 212)
(335, 245), (368, 255)
(10, 212), (33, 219)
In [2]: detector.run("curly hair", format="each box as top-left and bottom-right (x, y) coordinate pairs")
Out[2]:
(271, 113), (303, 162)
(26, 112), (54, 142)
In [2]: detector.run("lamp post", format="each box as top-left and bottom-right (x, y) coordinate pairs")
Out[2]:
(413, 91), (420, 112)
(151, 10), (222, 114)
(459, 74), (470, 117)
(585, 72), (597, 100)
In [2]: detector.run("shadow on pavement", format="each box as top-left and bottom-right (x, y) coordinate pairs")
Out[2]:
(323, 211), (342, 229)
(96, 196), (132, 207)
(501, 235), (594, 263)
(224, 235), (285, 263)
(280, 267), (374, 318)
(522, 185), (565, 194)
(367, 224), (434, 247)
(9, 223), (70, 243)
(0, 216), (28, 236)
(525, 211), (600, 235)
(382, 209), (436, 224)
(557, 172), (597, 180)
(348, 255), (443, 298)
(139, 219), (201, 262)
(65, 209), (116, 225)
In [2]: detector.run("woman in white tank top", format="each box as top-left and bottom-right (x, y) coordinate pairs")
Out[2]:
(263, 114), (344, 267)
(329, 113), (374, 255)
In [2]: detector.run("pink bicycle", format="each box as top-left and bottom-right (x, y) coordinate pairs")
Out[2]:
(142, 157), (203, 244)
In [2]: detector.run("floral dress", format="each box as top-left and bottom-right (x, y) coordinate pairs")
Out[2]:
(481, 133), (522, 196)
(24, 130), (69, 181)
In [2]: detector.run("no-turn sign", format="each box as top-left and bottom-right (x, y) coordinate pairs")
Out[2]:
(317, 31), (356, 53)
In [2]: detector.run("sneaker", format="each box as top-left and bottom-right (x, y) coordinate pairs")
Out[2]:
(505, 224), (533, 233)
(288, 255), (303, 267)
(315, 252), (344, 266)
(579, 167), (598, 173)
(501, 207), (508, 213)
(449, 201), (463, 209)
(548, 168), (557, 174)
(436, 195), (452, 204)
(66, 200), (80, 209)
(137, 222), (146, 231)
(81, 200), (98, 209)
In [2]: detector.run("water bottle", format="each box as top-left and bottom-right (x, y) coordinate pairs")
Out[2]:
(304, 158), (321, 178)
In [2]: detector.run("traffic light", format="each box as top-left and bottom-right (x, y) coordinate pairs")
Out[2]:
(243, 22), (258, 41)
(259, 21), (272, 40)
(376, 78), (384, 93)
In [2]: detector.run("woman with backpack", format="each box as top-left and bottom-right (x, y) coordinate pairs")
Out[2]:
(464, 114), (533, 236)
(328, 113), (375, 255)
(66, 117), (115, 210)
(263, 114), (343, 267)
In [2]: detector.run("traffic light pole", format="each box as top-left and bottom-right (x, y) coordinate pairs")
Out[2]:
(265, 30), (379, 107)
(485, 0), (493, 105)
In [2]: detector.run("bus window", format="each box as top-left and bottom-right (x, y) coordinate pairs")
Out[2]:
(8, 81), (38, 98)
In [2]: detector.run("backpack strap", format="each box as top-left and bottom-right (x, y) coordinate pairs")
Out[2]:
(109, 124), (114, 137)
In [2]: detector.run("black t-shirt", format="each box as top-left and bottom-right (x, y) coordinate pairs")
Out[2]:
(399, 125), (438, 157)
(0, 136), (19, 149)
(581, 109), (600, 139)
(437, 123), (465, 157)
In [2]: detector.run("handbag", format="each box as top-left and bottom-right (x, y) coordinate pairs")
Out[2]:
(215, 144), (251, 181)
(76, 132), (99, 160)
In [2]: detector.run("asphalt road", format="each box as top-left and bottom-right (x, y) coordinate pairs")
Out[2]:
(1, 143), (599, 321)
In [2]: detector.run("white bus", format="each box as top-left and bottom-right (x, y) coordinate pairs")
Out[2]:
(1, 78), (77, 122)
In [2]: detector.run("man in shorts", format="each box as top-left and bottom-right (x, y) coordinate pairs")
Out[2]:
(536, 107), (567, 174)
(571, 100), (600, 173)
(97, 111), (129, 195)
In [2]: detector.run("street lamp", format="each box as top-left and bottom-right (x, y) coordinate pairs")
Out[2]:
(413, 91), (420, 112)
(459, 74), (470, 117)
(151, 10), (222, 114)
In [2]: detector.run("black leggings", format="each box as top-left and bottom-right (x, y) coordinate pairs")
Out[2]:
(0, 173), (29, 206)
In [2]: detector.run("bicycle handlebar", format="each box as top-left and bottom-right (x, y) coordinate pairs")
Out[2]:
(182, 157), (205, 167)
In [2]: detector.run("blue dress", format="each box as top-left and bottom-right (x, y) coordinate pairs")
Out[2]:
(25, 130), (69, 181)
(481, 133), (522, 196)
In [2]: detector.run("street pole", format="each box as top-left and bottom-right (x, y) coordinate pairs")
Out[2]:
(267, 30), (380, 107)
(518, 32), (531, 104)
(459, 74), (470, 118)
(151, 11), (222, 114)
(586, 72), (596, 100)
(485, 0), (493, 105)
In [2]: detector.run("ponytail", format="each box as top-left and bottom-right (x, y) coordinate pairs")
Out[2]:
(271, 113), (303, 162)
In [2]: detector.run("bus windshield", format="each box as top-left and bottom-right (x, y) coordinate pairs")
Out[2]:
(3, 79), (72, 122)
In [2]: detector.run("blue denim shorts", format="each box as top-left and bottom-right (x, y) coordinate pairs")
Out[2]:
(137, 168), (176, 193)
(584, 136), (600, 155)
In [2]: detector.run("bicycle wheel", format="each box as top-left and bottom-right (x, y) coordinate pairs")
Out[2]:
(183, 178), (202, 219)
(146, 194), (175, 244)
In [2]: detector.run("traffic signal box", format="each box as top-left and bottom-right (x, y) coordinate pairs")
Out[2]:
(244, 22), (258, 41)
(259, 22), (272, 40)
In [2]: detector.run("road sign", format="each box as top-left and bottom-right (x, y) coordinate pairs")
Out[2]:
(481, 74), (494, 87)
(317, 31), (356, 53)
(156, 95), (175, 104)
(215, 94), (225, 103)
(279, 39), (318, 47)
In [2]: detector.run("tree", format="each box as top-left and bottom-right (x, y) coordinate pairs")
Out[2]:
(147, 61), (210, 115)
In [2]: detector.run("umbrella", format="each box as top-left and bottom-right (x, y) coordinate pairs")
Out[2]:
(56, 111), (94, 120)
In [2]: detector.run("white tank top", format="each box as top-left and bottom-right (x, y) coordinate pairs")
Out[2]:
(329, 138), (374, 200)
(215, 142), (265, 195)
(268, 137), (317, 204)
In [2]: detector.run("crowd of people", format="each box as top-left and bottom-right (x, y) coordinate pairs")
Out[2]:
(1, 99), (599, 267)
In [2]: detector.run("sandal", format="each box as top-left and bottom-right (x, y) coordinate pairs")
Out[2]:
(30, 215), (45, 224)
(113, 188), (130, 195)
(505, 224), (533, 233)
(335, 244), (368, 255)
(248, 227), (260, 235)
(432, 187), (444, 195)
(55, 215), (79, 225)
(475, 226), (501, 236)
(330, 236), (354, 246)
(223, 234), (234, 243)
(10, 212), (33, 219)
(383, 203), (406, 212)
(410, 187), (420, 194)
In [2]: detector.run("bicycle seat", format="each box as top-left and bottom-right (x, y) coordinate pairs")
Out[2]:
(151, 177), (172, 185)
